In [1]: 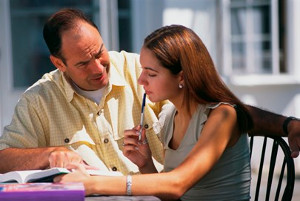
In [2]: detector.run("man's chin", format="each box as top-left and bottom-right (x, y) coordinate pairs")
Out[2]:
(91, 82), (108, 91)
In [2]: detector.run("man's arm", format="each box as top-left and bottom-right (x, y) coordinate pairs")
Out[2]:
(246, 105), (300, 158)
(0, 147), (83, 173)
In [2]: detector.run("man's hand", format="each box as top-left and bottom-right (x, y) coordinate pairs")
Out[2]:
(48, 147), (84, 168)
(287, 120), (300, 158)
(245, 105), (300, 158)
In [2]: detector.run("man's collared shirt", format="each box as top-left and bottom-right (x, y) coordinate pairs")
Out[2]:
(0, 51), (164, 174)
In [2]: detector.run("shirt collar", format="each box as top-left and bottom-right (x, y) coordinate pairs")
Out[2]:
(61, 73), (76, 103)
(108, 61), (127, 87)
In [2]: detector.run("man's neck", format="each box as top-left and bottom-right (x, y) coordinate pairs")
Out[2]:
(71, 81), (106, 104)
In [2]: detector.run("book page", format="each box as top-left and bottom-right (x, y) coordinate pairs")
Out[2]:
(25, 168), (70, 183)
(0, 167), (122, 184)
(0, 170), (43, 183)
(0, 168), (70, 183)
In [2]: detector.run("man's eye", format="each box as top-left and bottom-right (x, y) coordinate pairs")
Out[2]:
(148, 74), (156, 77)
(95, 51), (103, 59)
(77, 62), (89, 68)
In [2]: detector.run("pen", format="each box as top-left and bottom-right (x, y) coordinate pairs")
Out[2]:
(139, 93), (146, 140)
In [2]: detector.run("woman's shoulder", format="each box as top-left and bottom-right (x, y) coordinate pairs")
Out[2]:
(209, 102), (236, 114)
(199, 102), (236, 118)
(205, 103), (238, 128)
(203, 102), (237, 121)
(207, 102), (236, 110)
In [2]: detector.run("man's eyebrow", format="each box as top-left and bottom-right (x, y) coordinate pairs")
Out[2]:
(95, 44), (104, 57)
(74, 44), (104, 67)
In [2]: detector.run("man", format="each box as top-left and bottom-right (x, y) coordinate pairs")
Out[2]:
(0, 8), (299, 174)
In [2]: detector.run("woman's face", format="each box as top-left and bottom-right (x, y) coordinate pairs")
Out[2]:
(138, 47), (182, 103)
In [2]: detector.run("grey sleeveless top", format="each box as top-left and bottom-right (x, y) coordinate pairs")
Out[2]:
(162, 103), (250, 201)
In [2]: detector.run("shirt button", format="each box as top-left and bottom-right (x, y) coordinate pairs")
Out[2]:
(64, 138), (70, 143)
(97, 109), (104, 116)
(144, 124), (149, 129)
(112, 167), (117, 171)
(104, 138), (109, 143)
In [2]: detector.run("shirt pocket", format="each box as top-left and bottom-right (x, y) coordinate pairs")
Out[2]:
(55, 128), (96, 148)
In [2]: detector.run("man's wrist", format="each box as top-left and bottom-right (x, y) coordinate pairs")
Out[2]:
(283, 116), (299, 135)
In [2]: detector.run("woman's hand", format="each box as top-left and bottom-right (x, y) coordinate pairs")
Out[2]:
(54, 163), (90, 183)
(123, 126), (156, 172)
(54, 163), (98, 195)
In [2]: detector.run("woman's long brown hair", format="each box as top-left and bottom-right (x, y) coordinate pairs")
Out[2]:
(143, 25), (253, 132)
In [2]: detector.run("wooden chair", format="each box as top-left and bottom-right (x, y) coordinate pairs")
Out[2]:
(249, 136), (295, 201)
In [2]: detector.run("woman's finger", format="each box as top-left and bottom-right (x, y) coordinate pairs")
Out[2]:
(123, 134), (140, 146)
(138, 128), (148, 145)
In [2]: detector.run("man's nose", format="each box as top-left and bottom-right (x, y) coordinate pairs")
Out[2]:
(92, 58), (106, 73)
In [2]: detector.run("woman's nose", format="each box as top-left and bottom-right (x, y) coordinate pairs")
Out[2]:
(138, 73), (145, 85)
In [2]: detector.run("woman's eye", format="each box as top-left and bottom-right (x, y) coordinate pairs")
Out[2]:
(148, 74), (156, 77)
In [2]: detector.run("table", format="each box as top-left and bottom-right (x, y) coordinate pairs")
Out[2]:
(85, 195), (161, 201)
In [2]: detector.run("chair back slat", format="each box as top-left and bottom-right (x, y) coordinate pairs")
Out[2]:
(255, 137), (267, 201)
(250, 136), (254, 158)
(249, 135), (295, 201)
(266, 139), (279, 200)
(275, 160), (286, 201)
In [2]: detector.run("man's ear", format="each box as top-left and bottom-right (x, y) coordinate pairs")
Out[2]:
(50, 55), (66, 72)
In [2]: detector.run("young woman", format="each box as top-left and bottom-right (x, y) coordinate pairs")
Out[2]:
(55, 25), (253, 201)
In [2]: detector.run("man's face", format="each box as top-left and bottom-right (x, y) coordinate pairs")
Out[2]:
(57, 21), (110, 91)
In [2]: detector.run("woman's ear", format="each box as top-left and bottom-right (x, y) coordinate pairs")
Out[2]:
(50, 55), (67, 72)
(178, 70), (185, 86)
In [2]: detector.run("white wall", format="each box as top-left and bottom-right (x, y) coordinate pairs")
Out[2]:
(163, 0), (218, 63)
(0, 0), (22, 130)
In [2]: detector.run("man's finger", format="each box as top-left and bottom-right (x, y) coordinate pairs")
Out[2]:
(288, 139), (300, 158)
(291, 151), (299, 158)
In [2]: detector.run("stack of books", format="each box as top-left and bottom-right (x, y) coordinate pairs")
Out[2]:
(0, 182), (85, 201)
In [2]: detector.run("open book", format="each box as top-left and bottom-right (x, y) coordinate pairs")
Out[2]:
(0, 167), (123, 183)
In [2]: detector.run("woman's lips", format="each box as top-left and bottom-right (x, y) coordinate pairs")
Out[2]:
(144, 90), (151, 95)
